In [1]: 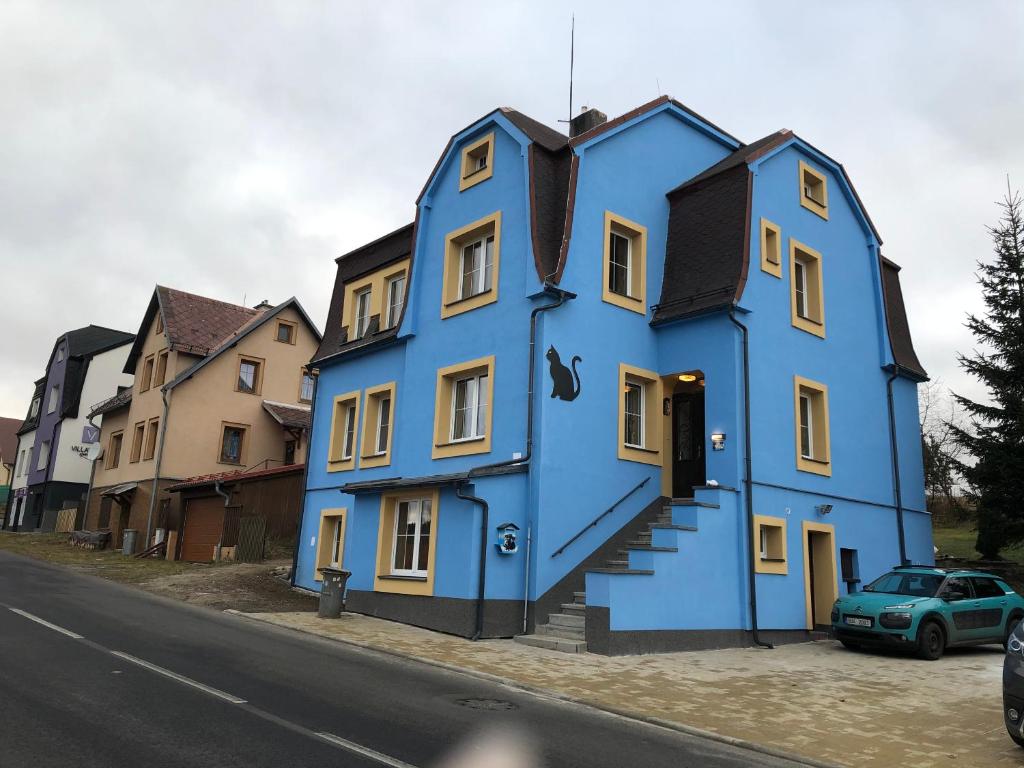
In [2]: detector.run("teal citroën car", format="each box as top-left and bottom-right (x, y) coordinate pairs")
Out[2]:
(831, 566), (1024, 660)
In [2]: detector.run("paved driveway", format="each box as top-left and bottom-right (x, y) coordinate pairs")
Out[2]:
(251, 611), (1021, 768)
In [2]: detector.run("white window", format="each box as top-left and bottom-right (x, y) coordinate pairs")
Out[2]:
(759, 526), (769, 560)
(237, 360), (259, 394)
(36, 440), (50, 471)
(793, 258), (808, 319)
(385, 274), (406, 329)
(47, 386), (59, 414)
(17, 449), (26, 476)
(799, 393), (813, 459)
(300, 372), (315, 403)
(391, 498), (432, 576)
(329, 517), (344, 567)
(55, 345), (65, 363)
(374, 396), (391, 455)
(458, 236), (494, 300)
(450, 373), (488, 442)
(354, 288), (372, 338)
(623, 381), (644, 448)
(608, 230), (632, 298)
(29, 398), (40, 419)
(342, 404), (357, 460)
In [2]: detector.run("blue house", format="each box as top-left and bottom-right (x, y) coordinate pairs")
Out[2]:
(294, 97), (930, 654)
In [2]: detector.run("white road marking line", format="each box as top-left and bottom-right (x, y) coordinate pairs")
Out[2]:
(109, 651), (247, 704)
(8, 607), (84, 639)
(317, 732), (419, 768)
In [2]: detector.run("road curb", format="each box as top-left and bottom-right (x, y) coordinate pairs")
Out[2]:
(224, 610), (843, 768)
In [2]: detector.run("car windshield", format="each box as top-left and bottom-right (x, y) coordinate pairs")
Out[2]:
(863, 571), (944, 597)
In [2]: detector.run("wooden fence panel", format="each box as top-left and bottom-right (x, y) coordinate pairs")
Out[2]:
(236, 516), (267, 563)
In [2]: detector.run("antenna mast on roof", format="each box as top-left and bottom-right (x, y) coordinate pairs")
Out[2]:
(568, 14), (575, 121)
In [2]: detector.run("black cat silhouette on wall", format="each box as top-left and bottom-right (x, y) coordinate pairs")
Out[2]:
(546, 346), (582, 401)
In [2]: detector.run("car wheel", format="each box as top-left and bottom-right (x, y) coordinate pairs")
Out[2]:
(1005, 617), (1022, 651)
(917, 621), (945, 661)
(839, 640), (861, 651)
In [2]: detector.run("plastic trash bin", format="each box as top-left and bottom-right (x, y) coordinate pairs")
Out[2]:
(317, 567), (351, 618)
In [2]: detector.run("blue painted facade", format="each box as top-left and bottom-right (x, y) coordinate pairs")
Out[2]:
(295, 99), (931, 652)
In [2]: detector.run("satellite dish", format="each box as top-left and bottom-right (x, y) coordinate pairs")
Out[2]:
(86, 444), (104, 462)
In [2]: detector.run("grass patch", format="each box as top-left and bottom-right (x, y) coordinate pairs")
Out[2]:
(932, 522), (1024, 562)
(0, 531), (225, 584)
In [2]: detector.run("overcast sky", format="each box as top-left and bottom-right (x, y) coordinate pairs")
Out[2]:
(1, 1), (1021, 421)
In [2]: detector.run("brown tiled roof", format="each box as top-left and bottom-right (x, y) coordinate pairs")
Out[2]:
(166, 462), (304, 492)
(262, 401), (311, 430)
(0, 416), (20, 465)
(158, 286), (262, 355)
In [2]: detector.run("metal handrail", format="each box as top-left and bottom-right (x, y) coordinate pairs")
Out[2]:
(550, 476), (652, 558)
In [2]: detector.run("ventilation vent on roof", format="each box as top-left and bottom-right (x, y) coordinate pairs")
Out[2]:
(569, 106), (607, 138)
(253, 299), (273, 310)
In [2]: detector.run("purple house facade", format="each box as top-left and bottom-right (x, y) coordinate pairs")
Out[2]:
(5, 326), (134, 531)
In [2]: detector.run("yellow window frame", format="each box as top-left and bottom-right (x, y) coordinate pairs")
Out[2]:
(794, 375), (831, 476)
(432, 355), (495, 459)
(617, 363), (663, 466)
(798, 160), (829, 219)
(326, 390), (360, 472)
(313, 507), (347, 582)
(441, 212), (502, 319)
(602, 211), (647, 314)
(459, 132), (494, 192)
(760, 218), (782, 278)
(790, 239), (825, 338)
(753, 514), (788, 575)
(359, 381), (397, 469)
(373, 488), (440, 596)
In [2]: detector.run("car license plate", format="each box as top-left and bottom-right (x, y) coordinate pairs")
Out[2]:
(845, 616), (872, 627)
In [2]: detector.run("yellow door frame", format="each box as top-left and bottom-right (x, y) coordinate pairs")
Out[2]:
(802, 520), (838, 630)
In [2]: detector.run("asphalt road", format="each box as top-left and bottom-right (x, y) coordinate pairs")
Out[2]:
(0, 550), (811, 768)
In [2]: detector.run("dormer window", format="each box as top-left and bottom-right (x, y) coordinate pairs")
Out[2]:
(55, 345), (65, 363)
(459, 132), (494, 192)
(799, 160), (828, 219)
(354, 288), (372, 338)
(29, 398), (40, 419)
(384, 273), (406, 330)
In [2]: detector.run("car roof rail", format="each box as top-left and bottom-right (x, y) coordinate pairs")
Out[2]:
(892, 564), (950, 571)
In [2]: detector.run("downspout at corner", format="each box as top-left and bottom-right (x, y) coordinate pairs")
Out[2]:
(728, 307), (773, 650)
(143, 387), (172, 550)
(886, 366), (910, 566)
(291, 368), (319, 587)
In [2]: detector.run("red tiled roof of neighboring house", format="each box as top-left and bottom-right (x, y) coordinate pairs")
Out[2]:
(262, 401), (311, 430)
(165, 462), (304, 492)
(88, 387), (133, 419)
(0, 416), (20, 466)
(158, 286), (263, 356)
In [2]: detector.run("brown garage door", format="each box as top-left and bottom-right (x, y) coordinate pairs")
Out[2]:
(181, 497), (225, 562)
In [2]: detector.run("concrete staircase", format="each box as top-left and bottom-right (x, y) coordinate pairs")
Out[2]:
(514, 503), (690, 653)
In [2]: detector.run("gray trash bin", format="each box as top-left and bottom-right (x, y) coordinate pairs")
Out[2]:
(317, 567), (351, 618)
(122, 529), (138, 556)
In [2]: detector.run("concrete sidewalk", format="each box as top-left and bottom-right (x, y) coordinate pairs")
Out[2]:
(237, 610), (1021, 768)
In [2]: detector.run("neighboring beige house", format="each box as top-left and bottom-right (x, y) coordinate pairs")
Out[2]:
(84, 286), (320, 557)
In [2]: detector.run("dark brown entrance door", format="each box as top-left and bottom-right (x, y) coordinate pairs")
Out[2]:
(672, 391), (706, 498)
(181, 497), (226, 562)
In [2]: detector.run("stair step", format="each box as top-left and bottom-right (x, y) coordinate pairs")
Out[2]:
(572, 591), (586, 604)
(667, 498), (720, 509)
(548, 612), (585, 629)
(514, 634), (587, 653)
(605, 559), (630, 568)
(625, 545), (678, 553)
(625, 540), (651, 547)
(536, 623), (586, 641)
(587, 568), (655, 575)
(560, 602), (586, 614)
(650, 523), (698, 531)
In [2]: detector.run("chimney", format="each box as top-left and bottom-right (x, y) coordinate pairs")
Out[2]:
(253, 299), (273, 310)
(569, 106), (607, 139)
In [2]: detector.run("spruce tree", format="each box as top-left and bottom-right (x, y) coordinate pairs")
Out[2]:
(952, 186), (1024, 559)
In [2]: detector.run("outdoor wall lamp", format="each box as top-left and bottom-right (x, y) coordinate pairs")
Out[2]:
(816, 504), (834, 516)
(710, 432), (726, 451)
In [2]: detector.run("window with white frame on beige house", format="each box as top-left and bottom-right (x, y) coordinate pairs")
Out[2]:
(795, 376), (831, 476)
(219, 422), (247, 465)
(299, 368), (315, 404)
(790, 240), (825, 338)
(275, 319), (297, 344)
(236, 356), (264, 395)
(441, 213), (501, 319)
